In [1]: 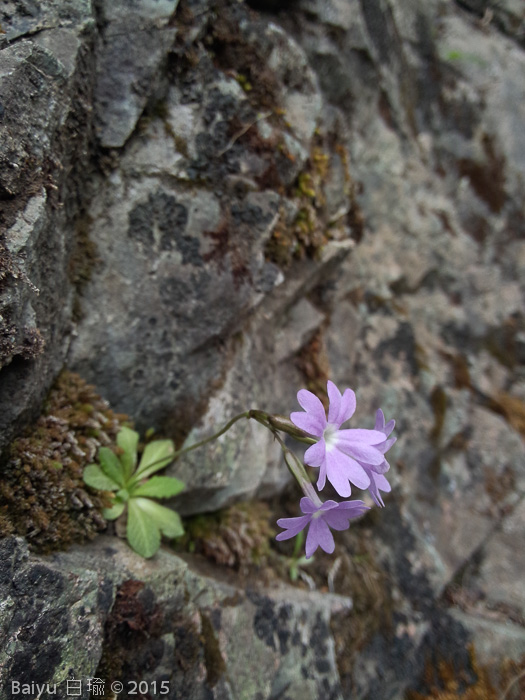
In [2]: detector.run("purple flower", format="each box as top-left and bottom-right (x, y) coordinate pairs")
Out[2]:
(290, 381), (386, 497)
(358, 409), (396, 507)
(276, 497), (369, 558)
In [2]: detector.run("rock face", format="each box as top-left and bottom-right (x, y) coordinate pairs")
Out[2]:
(1, 0), (525, 696)
(0, 536), (348, 700)
(0, 0), (96, 451)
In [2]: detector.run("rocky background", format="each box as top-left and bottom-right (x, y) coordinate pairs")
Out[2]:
(1, 0), (524, 698)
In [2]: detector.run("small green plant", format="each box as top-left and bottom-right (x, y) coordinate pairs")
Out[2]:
(83, 427), (185, 558)
(287, 531), (313, 582)
(443, 49), (488, 67)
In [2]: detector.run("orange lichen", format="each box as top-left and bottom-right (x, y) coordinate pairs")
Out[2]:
(407, 646), (525, 700)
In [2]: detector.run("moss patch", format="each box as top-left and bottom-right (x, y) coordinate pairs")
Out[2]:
(68, 214), (101, 320)
(0, 370), (129, 553)
(265, 136), (364, 268)
(203, 1), (281, 111)
(95, 579), (166, 698)
(200, 611), (227, 687)
(295, 330), (331, 410)
(177, 502), (275, 574)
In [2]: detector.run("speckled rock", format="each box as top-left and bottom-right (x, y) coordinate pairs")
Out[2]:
(1, 0), (525, 692)
(0, 0), (96, 455)
(94, 0), (180, 148)
(281, 0), (525, 675)
(0, 535), (348, 700)
(67, 0), (353, 506)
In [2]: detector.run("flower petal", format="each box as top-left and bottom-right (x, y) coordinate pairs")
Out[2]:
(316, 458), (327, 491)
(367, 475), (384, 507)
(306, 517), (334, 557)
(323, 508), (353, 531)
(319, 500), (339, 511)
(337, 388), (356, 425)
(374, 409), (385, 430)
(370, 457), (390, 475)
(275, 515), (310, 540)
(336, 428), (386, 445)
(299, 497), (319, 514)
(304, 440), (326, 466)
(374, 436), (396, 454)
(290, 411), (324, 437)
(297, 389), (327, 424)
(322, 503), (368, 530)
(326, 454), (352, 497)
(384, 419), (395, 435)
(338, 453), (371, 489)
(339, 441), (385, 465)
(336, 500), (370, 516)
(374, 473), (391, 492)
(327, 381), (342, 424)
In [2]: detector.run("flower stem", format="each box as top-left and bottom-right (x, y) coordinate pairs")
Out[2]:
(132, 409), (316, 478)
(270, 430), (322, 507)
(172, 411), (252, 458)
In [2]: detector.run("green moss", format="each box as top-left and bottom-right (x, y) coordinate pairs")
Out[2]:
(95, 580), (165, 699)
(68, 215), (99, 289)
(177, 502), (275, 571)
(200, 612), (227, 687)
(235, 73), (253, 92)
(68, 215), (100, 321)
(265, 138), (363, 268)
(0, 370), (130, 553)
(207, 10), (281, 111)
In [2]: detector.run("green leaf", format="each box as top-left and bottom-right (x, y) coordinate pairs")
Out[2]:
(117, 427), (139, 481)
(103, 500), (126, 520)
(83, 464), (120, 491)
(127, 499), (161, 558)
(296, 555), (312, 567)
(132, 497), (184, 539)
(98, 447), (126, 487)
(131, 476), (185, 499)
(134, 440), (175, 480)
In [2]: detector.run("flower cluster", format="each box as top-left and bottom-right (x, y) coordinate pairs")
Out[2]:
(276, 381), (396, 557)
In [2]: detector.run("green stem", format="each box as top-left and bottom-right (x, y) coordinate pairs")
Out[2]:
(126, 409), (317, 488)
(172, 410), (252, 458)
(270, 430), (322, 507)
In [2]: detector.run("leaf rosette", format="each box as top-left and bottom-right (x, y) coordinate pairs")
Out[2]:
(83, 427), (185, 558)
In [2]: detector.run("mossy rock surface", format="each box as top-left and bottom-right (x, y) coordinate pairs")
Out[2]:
(0, 371), (130, 553)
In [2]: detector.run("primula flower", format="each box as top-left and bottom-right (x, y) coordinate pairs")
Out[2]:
(290, 381), (386, 497)
(276, 497), (369, 558)
(358, 409), (396, 507)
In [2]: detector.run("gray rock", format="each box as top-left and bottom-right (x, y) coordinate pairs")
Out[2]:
(93, 0), (179, 148)
(0, 535), (348, 700)
(1, 0), (525, 688)
(67, 0), (331, 457)
(0, 6), (96, 455)
(284, 0), (525, 668)
(477, 497), (525, 615)
(456, 0), (525, 46)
